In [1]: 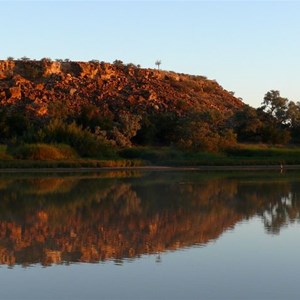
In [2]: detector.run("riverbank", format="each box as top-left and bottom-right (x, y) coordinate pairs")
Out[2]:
(0, 164), (299, 173)
(1, 144), (300, 171)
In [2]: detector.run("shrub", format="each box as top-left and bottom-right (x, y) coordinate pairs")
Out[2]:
(40, 119), (116, 158)
(113, 60), (124, 67)
(176, 121), (221, 152)
(9, 144), (78, 160)
(20, 56), (30, 61)
(0, 152), (13, 160)
(0, 109), (30, 141)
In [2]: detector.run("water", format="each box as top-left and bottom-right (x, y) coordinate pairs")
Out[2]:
(0, 170), (300, 299)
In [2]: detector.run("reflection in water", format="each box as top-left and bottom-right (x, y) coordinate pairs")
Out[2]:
(0, 171), (300, 267)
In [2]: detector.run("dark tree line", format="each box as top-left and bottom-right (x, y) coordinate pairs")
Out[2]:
(233, 90), (300, 144)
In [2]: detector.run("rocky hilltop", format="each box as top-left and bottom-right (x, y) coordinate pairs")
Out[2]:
(0, 59), (243, 119)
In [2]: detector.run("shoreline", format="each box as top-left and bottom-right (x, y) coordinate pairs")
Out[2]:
(0, 164), (299, 173)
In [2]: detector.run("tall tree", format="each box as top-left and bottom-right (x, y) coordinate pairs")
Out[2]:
(260, 90), (289, 124)
(287, 101), (300, 128)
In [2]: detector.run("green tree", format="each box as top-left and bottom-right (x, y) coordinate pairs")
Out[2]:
(287, 101), (300, 128)
(286, 101), (300, 142)
(77, 104), (114, 132)
(113, 60), (124, 67)
(110, 112), (142, 147)
(261, 90), (289, 124)
(133, 112), (178, 146)
(256, 90), (292, 145)
(0, 109), (10, 141)
(232, 105), (263, 142)
(175, 111), (237, 152)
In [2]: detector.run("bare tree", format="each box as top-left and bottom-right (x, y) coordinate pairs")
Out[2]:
(155, 60), (161, 70)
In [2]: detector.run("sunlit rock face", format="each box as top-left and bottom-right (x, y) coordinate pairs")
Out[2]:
(0, 59), (243, 120)
(0, 172), (298, 267)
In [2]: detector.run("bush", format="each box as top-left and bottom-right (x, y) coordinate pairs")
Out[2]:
(0, 144), (12, 160)
(0, 152), (13, 160)
(40, 119), (116, 158)
(9, 144), (78, 160)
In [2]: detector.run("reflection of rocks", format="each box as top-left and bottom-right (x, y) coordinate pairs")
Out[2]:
(44, 250), (62, 264)
(0, 247), (15, 265)
(26, 178), (76, 194)
(0, 173), (299, 267)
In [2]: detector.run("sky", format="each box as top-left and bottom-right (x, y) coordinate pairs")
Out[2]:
(1, 1), (300, 108)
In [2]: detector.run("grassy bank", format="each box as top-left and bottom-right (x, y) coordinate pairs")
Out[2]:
(0, 144), (145, 168)
(1, 143), (300, 168)
(119, 145), (300, 166)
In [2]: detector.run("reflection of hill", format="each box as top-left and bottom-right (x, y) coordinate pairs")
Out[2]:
(0, 172), (300, 267)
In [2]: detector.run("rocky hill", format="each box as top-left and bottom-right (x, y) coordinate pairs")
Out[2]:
(0, 59), (243, 119)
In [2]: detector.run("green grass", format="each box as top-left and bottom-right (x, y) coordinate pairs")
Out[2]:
(225, 144), (300, 164)
(119, 145), (300, 166)
(0, 159), (146, 169)
(0, 145), (7, 152)
(1, 143), (300, 168)
(0, 143), (145, 168)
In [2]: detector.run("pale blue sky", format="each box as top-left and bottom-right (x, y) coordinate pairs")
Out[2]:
(1, 1), (299, 107)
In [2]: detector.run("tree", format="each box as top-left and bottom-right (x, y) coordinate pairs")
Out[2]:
(126, 63), (136, 68)
(232, 105), (263, 142)
(287, 101), (300, 128)
(113, 112), (142, 146)
(113, 60), (124, 67)
(174, 111), (237, 152)
(155, 60), (161, 70)
(20, 56), (30, 61)
(261, 90), (289, 124)
(286, 101), (300, 142)
(133, 112), (178, 146)
(256, 90), (294, 144)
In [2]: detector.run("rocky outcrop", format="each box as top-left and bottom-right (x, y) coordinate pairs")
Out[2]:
(0, 59), (244, 120)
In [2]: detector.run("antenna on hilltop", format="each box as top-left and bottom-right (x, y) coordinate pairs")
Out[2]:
(155, 60), (161, 70)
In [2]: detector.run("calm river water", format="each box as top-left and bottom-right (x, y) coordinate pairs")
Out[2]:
(0, 170), (300, 300)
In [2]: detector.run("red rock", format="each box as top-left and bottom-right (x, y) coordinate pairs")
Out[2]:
(9, 87), (21, 99)
(0, 59), (244, 121)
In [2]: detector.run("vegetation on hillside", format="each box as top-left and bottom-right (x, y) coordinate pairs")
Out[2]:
(0, 59), (300, 164)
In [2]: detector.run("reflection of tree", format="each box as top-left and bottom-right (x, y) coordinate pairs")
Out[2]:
(261, 192), (300, 234)
(236, 181), (300, 234)
(0, 173), (300, 266)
